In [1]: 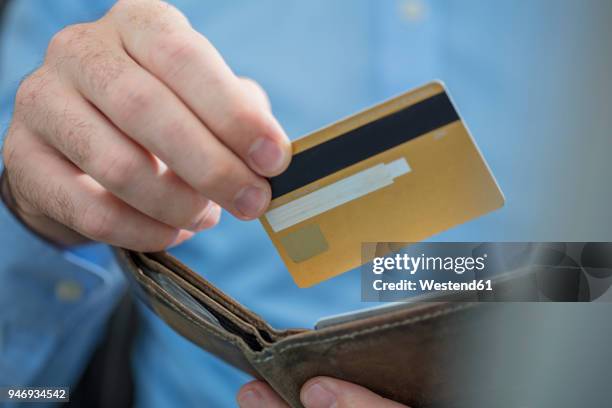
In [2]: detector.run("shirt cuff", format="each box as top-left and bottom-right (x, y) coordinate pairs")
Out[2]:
(0, 199), (126, 386)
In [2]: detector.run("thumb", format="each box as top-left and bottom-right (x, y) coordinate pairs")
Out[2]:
(300, 377), (410, 408)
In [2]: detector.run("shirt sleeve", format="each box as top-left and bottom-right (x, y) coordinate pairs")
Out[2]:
(0, 198), (126, 388)
(0, 0), (125, 389)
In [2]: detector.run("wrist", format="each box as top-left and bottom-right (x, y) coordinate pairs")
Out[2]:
(0, 170), (90, 247)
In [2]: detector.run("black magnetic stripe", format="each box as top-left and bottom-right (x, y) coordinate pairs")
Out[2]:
(269, 91), (459, 199)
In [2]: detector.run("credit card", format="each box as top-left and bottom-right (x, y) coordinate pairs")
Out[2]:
(259, 81), (504, 287)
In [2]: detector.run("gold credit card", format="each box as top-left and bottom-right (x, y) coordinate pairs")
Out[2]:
(259, 81), (504, 287)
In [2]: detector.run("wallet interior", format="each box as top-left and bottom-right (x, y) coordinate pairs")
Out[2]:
(126, 251), (306, 352)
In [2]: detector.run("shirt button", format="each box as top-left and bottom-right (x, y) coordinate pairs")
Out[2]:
(399, 0), (428, 22)
(55, 280), (83, 302)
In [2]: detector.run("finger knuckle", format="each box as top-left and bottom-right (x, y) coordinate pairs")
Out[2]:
(231, 102), (266, 130)
(110, 0), (147, 15)
(158, 118), (190, 145)
(47, 23), (93, 60)
(114, 0), (188, 30)
(15, 70), (46, 111)
(181, 196), (212, 228)
(2, 128), (18, 168)
(1, 128), (29, 178)
(14, 77), (34, 108)
(152, 1), (189, 25)
(151, 187), (209, 229)
(13, 70), (56, 128)
(78, 47), (128, 94)
(98, 152), (140, 192)
(171, 214), (197, 231)
(79, 200), (118, 242)
(240, 77), (268, 98)
(149, 32), (197, 78)
(5, 162), (28, 204)
(241, 77), (272, 109)
(230, 102), (271, 136)
(111, 81), (155, 122)
(47, 26), (75, 58)
(194, 160), (234, 193)
(49, 186), (77, 229)
(46, 110), (93, 166)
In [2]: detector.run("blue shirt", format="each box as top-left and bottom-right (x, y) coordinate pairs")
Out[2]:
(1, 1), (611, 406)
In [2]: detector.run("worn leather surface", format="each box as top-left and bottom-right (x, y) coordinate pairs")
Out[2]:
(115, 248), (612, 408)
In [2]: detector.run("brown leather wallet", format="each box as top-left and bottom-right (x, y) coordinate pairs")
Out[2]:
(112, 249), (504, 407)
(114, 248), (612, 408)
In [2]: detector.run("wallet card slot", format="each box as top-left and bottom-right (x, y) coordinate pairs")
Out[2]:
(150, 271), (223, 329)
(120, 251), (247, 348)
(134, 252), (268, 352)
(145, 251), (298, 342)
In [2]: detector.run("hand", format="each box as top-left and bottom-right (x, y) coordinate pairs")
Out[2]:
(1, 0), (290, 250)
(237, 377), (410, 408)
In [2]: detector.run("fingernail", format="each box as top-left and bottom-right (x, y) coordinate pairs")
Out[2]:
(189, 202), (214, 232)
(237, 389), (264, 408)
(199, 203), (221, 228)
(248, 137), (287, 175)
(168, 230), (194, 248)
(234, 185), (268, 218)
(302, 381), (337, 408)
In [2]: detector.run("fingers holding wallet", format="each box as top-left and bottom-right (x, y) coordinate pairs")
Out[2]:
(237, 377), (410, 408)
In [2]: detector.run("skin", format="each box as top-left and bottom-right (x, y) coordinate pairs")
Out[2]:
(1, 1), (410, 404)
(3, 0), (292, 250)
(237, 377), (409, 408)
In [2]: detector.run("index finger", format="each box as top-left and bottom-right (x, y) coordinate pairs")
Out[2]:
(109, 1), (291, 177)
